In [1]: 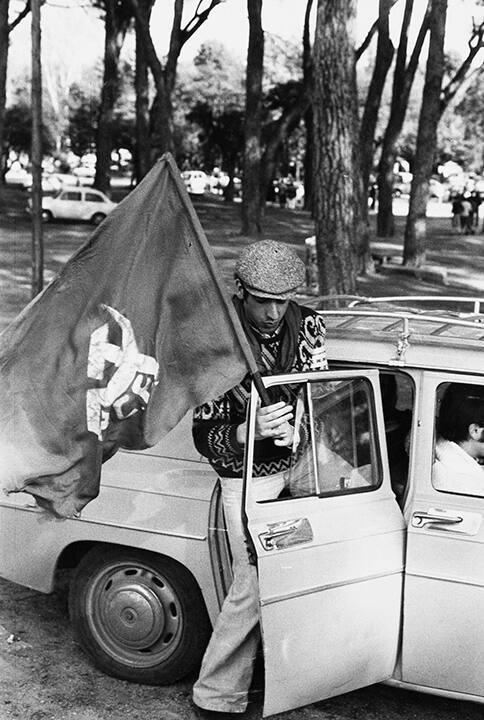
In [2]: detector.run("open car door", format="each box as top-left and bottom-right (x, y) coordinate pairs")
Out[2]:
(243, 370), (406, 717)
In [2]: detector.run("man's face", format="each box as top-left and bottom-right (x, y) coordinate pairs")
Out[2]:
(466, 424), (484, 464)
(243, 292), (290, 334)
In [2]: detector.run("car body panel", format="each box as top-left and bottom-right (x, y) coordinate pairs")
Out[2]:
(401, 370), (484, 698)
(244, 371), (405, 716)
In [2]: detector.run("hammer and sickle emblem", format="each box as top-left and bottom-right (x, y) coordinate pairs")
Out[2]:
(86, 305), (159, 439)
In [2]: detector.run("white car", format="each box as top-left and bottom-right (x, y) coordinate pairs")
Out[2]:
(31, 186), (117, 225)
(181, 170), (208, 195)
(1, 296), (484, 716)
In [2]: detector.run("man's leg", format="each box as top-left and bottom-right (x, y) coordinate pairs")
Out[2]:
(193, 474), (284, 714)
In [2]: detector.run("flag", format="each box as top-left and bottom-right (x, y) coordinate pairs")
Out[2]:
(0, 153), (256, 518)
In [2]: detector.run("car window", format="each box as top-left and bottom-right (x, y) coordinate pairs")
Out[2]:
(85, 192), (104, 203)
(432, 381), (484, 497)
(61, 191), (82, 201)
(252, 377), (382, 502)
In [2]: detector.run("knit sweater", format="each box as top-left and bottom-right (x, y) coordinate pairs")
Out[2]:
(192, 306), (327, 478)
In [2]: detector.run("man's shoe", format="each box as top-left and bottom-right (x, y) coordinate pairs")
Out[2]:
(192, 701), (244, 719)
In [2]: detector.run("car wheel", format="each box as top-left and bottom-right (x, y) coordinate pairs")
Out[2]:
(41, 209), (53, 223)
(91, 212), (106, 226)
(68, 546), (211, 685)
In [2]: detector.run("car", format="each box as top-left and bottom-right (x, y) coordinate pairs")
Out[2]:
(28, 186), (117, 225)
(1, 295), (484, 716)
(181, 170), (208, 195)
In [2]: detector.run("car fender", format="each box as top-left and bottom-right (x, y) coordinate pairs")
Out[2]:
(0, 465), (222, 623)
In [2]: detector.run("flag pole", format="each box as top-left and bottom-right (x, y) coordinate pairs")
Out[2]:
(164, 153), (271, 405)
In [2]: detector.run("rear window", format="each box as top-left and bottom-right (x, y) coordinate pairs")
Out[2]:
(85, 192), (104, 203)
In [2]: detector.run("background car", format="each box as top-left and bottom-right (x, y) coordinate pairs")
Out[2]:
(181, 170), (208, 195)
(28, 186), (117, 225)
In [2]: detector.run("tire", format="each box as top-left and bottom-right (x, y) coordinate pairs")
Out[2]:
(90, 212), (106, 226)
(41, 209), (53, 223)
(68, 546), (211, 685)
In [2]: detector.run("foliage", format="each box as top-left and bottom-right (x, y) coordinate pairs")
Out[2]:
(4, 85), (57, 155)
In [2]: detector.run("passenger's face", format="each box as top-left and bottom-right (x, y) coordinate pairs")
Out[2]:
(467, 424), (484, 464)
(243, 292), (290, 333)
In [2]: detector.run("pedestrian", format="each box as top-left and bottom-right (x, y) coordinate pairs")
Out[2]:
(451, 194), (463, 230)
(460, 195), (473, 234)
(470, 190), (482, 229)
(277, 178), (287, 208)
(191, 240), (328, 719)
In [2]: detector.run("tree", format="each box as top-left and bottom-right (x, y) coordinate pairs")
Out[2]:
(312, 0), (361, 295)
(134, 0), (154, 183)
(0, 0), (31, 206)
(376, 0), (431, 237)
(403, 0), (484, 264)
(359, 0), (395, 205)
(94, 0), (133, 193)
(241, 0), (264, 235)
(130, 0), (223, 164)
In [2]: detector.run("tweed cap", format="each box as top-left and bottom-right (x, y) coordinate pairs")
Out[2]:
(235, 240), (305, 300)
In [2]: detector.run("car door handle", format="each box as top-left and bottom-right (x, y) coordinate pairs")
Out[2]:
(412, 510), (463, 529)
(258, 518), (313, 551)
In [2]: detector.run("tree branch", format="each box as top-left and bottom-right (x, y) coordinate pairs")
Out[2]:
(356, 0), (399, 61)
(441, 19), (484, 111)
(130, 0), (164, 86)
(181, 0), (224, 43)
(8, 0), (31, 32)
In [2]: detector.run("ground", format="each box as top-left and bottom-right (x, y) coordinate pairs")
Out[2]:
(1, 188), (484, 720)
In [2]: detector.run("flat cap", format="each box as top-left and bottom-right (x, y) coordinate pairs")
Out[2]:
(235, 240), (305, 300)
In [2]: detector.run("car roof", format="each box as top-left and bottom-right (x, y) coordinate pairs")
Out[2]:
(316, 295), (484, 375)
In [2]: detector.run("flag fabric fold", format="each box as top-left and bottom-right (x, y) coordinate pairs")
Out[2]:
(0, 153), (255, 518)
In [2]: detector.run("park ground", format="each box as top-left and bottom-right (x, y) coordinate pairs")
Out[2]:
(1, 188), (484, 720)
(1, 186), (484, 333)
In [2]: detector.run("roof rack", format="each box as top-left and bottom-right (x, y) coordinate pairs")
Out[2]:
(316, 294), (484, 318)
(320, 305), (484, 365)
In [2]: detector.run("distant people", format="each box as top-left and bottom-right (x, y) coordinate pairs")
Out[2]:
(277, 178), (287, 208)
(433, 383), (484, 496)
(460, 195), (473, 234)
(286, 177), (297, 209)
(470, 190), (482, 229)
(451, 195), (463, 230)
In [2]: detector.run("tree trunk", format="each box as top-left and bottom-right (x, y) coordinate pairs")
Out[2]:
(312, 0), (360, 295)
(241, 0), (264, 236)
(31, 0), (43, 297)
(0, 0), (8, 196)
(94, 0), (131, 194)
(134, 0), (153, 183)
(359, 0), (394, 200)
(403, 0), (448, 266)
(376, 0), (431, 237)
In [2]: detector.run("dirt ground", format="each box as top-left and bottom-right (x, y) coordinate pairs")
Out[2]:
(1, 189), (484, 720)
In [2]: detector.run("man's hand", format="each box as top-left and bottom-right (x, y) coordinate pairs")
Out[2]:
(236, 401), (294, 447)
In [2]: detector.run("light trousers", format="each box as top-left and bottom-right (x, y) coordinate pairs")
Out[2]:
(192, 473), (285, 713)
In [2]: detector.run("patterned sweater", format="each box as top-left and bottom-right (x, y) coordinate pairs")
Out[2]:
(192, 306), (327, 478)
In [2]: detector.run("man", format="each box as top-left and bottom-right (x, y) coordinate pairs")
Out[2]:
(192, 240), (327, 718)
(433, 383), (484, 496)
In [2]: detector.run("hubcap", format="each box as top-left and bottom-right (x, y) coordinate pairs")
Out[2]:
(86, 562), (183, 667)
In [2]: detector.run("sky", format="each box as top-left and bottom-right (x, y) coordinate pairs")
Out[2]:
(7, 0), (483, 84)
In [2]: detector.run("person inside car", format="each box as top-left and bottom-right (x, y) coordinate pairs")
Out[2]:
(191, 240), (328, 718)
(433, 383), (484, 496)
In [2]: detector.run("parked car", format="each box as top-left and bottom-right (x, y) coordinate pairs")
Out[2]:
(2, 296), (484, 716)
(181, 170), (208, 195)
(28, 186), (117, 225)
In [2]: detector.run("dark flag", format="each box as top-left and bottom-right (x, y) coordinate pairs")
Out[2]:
(0, 153), (257, 518)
